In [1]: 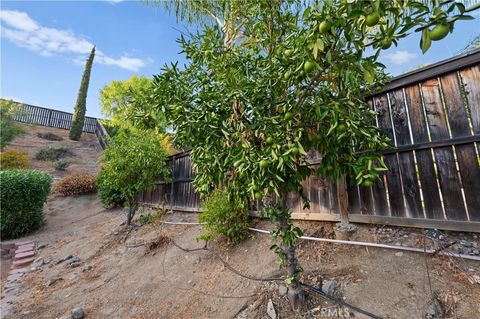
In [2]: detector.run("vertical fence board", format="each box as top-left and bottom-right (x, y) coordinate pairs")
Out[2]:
(375, 94), (405, 217)
(389, 90), (423, 218)
(421, 78), (467, 221)
(441, 72), (480, 221)
(459, 65), (480, 134)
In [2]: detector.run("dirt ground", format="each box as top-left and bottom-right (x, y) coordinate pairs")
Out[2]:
(1, 125), (479, 319)
(1, 195), (479, 319)
(5, 123), (101, 179)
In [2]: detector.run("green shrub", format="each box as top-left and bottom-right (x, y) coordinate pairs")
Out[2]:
(199, 188), (249, 244)
(37, 132), (63, 141)
(97, 169), (126, 208)
(0, 150), (30, 169)
(99, 119), (120, 138)
(0, 169), (52, 239)
(53, 172), (97, 196)
(54, 159), (70, 171)
(35, 146), (71, 161)
(0, 100), (25, 150)
(138, 211), (163, 225)
(99, 129), (170, 225)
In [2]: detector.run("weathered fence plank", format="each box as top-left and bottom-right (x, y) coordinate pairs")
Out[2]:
(421, 78), (467, 221)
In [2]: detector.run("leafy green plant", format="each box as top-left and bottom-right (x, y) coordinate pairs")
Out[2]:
(138, 209), (165, 225)
(98, 129), (170, 225)
(37, 132), (63, 141)
(99, 76), (167, 132)
(99, 119), (120, 138)
(53, 172), (97, 196)
(54, 159), (70, 171)
(97, 169), (126, 208)
(0, 99), (25, 150)
(0, 149), (30, 170)
(154, 0), (479, 309)
(70, 46), (95, 141)
(199, 187), (249, 244)
(0, 169), (52, 239)
(35, 146), (71, 161)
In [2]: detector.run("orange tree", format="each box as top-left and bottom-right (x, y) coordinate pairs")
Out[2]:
(152, 0), (479, 309)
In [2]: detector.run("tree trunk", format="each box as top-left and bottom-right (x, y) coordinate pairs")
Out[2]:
(337, 174), (349, 224)
(126, 204), (133, 226)
(279, 191), (305, 310)
(126, 199), (137, 226)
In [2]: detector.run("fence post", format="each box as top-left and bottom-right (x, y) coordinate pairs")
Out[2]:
(47, 110), (53, 127)
(170, 155), (176, 213)
(337, 174), (349, 224)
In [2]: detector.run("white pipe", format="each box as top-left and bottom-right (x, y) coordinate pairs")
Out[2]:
(159, 221), (480, 261)
(161, 221), (206, 226)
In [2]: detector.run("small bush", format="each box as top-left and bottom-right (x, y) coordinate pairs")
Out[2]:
(0, 169), (52, 239)
(0, 150), (30, 169)
(97, 169), (126, 208)
(0, 100), (25, 150)
(35, 146), (71, 161)
(54, 159), (70, 171)
(37, 132), (63, 141)
(53, 172), (97, 196)
(199, 188), (249, 244)
(138, 207), (165, 225)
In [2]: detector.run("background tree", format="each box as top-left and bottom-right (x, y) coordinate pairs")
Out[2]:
(99, 76), (167, 132)
(0, 99), (25, 150)
(98, 129), (170, 225)
(154, 0), (480, 309)
(70, 46), (95, 141)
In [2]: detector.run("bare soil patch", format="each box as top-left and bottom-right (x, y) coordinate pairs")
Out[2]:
(1, 197), (479, 319)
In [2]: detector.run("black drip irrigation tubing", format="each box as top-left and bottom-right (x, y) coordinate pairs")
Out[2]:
(168, 239), (383, 319)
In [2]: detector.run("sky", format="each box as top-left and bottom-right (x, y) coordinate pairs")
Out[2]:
(1, 1), (479, 118)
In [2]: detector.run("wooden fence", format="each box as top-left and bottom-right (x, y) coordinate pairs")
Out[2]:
(5, 100), (98, 133)
(139, 151), (201, 212)
(139, 49), (480, 232)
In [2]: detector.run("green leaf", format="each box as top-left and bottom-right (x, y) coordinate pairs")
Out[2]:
(420, 28), (431, 54)
(315, 38), (324, 53)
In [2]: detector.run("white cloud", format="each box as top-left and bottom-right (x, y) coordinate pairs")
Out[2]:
(0, 10), (38, 31)
(0, 10), (150, 72)
(384, 50), (417, 65)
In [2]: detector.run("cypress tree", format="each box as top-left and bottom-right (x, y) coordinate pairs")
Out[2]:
(69, 46), (95, 140)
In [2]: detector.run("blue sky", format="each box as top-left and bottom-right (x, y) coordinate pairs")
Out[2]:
(1, 1), (479, 118)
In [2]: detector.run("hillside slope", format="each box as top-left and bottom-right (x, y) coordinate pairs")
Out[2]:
(4, 123), (101, 179)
